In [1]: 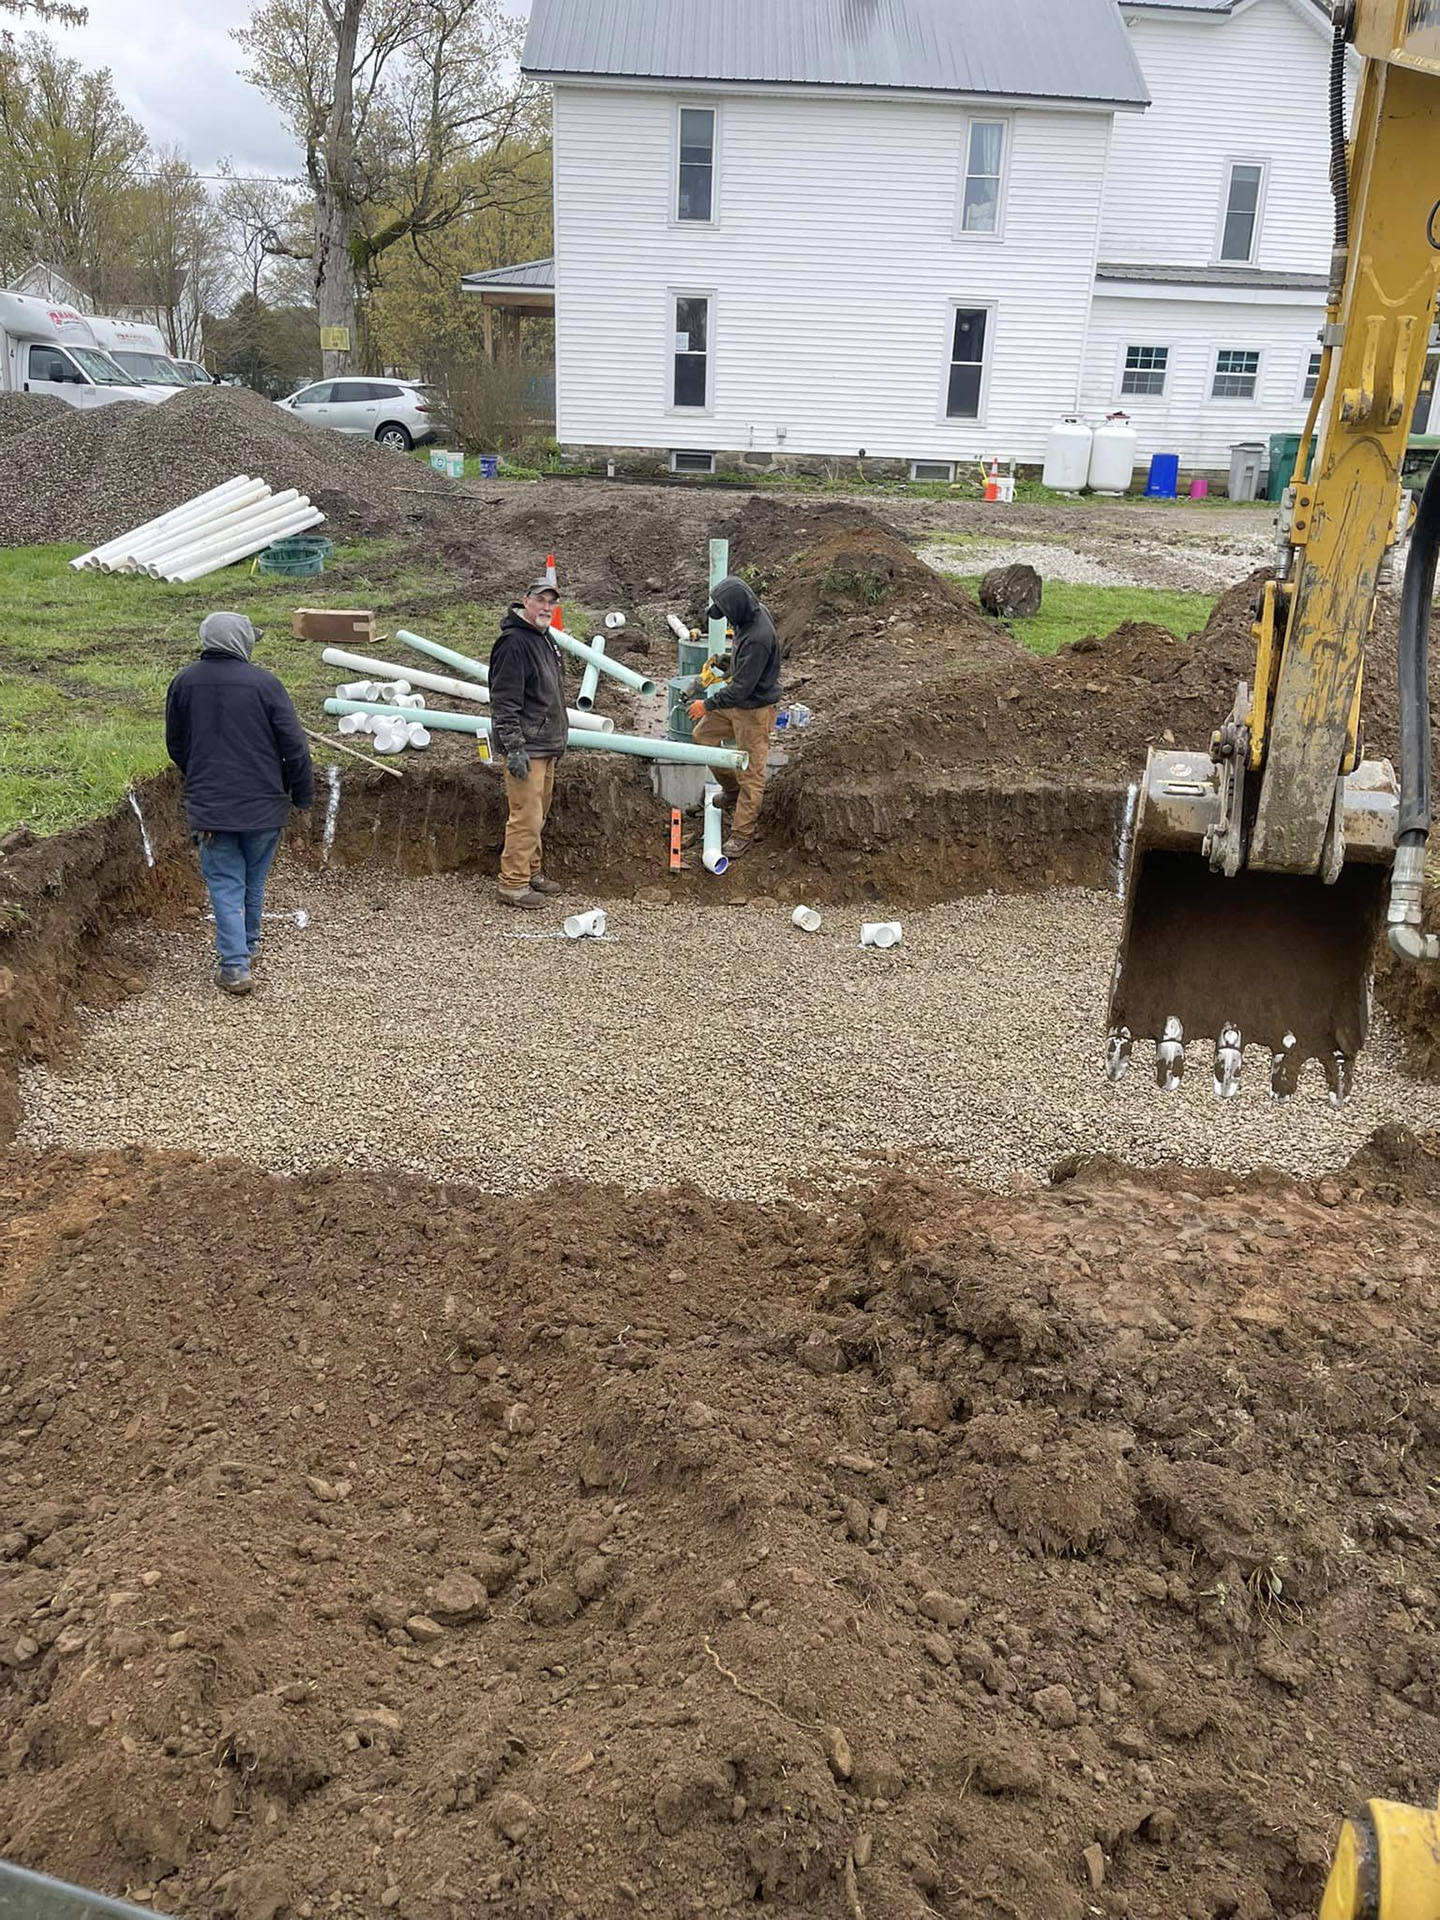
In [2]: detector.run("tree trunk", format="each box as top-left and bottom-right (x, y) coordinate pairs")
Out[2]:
(315, 0), (363, 379)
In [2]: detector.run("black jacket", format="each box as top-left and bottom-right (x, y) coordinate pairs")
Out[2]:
(489, 610), (568, 759)
(704, 576), (783, 712)
(165, 653), (314, 833)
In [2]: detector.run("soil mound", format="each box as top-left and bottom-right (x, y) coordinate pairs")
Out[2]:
(0, 387), (454, 548)
(2, 1140), (1438, 1919)
(0, 393), (65, 443)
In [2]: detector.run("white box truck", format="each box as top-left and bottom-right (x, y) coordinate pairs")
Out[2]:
(85, 316), (190, 397)
(0, 292), (164, 409)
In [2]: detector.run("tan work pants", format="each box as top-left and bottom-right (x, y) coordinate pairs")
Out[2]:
(692, 704), (777, 837)
(499, 756), (557, 889)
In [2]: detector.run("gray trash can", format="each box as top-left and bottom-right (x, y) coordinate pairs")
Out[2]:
(1228, 442), (1267, 503)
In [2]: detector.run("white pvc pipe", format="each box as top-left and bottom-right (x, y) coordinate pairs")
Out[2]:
(74, 476), (255, 568)
(577, 633), (605, 711)
(106, 482), (273, 570)
(702, 783), (729, 876)
(319, 646), (614, 734)
(163, 506), (325, 583)
(116, 483), (282, 564)
(551, 625), (656, 697)
(156, 500), (317, 580)
(137, 491), (305, 575)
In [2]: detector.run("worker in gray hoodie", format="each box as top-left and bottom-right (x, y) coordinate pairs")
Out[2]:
(688, 574), (783, 856)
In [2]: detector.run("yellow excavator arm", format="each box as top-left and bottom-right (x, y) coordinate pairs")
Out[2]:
(1107, 0), (1440, 1102)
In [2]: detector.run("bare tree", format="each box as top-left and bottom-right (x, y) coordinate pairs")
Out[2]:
(235, 0), (543, 377)
(131, 146), (226, 355)
(216, 164), (307, 304)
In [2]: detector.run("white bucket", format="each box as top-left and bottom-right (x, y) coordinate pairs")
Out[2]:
(564, 909), (607, 940)
(791, 905), (822, 934)
(860, 921), (903, 949)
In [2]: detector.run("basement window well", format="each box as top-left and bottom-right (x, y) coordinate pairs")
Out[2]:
(910, 460), (956, 483)
(671, 450), (716, 474)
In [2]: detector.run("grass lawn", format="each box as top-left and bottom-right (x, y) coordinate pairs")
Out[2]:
(953, 577), (1216, 657)
(0, 541), (527, 835)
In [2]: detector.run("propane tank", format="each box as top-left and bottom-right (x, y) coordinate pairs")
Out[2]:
(1042, 416), (1093, 491)
(1089, 412), (1138, 496)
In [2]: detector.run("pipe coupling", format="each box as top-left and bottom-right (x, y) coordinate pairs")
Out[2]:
(1387, 843), (1428, 926)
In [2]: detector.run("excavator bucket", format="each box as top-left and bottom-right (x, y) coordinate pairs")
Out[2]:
(1106, 748), (1397, 1100)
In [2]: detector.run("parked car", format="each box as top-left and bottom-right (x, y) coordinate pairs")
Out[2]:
(173, 359), (218, 385)
(276, 377), (436, 451)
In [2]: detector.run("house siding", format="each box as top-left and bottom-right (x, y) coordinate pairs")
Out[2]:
(551, 85), (1111, 464)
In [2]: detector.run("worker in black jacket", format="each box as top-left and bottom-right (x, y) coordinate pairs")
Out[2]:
(165, 611), (313, 995)
(688, 574), (783, 856)
(489, 581), (568, 910)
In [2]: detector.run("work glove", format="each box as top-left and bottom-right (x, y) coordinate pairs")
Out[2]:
(687, 699), (707, 724)
(506, 747), (531, 780)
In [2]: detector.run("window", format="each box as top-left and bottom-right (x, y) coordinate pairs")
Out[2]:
(945, 307), (989, 420)
(911, 460), (956, 483)
(1213, 349), (1261, 400)
(329, 380), (370, 401)
(1220, 161), (1266, 264)
(293, 382), (333, 405)
(1121, 345), (1169, 398)
(28, 345), (81, 384)
(672, 295), (710, 408)
(671, 450), (715, 474)
(677, 107), (715, 223)
(960, 120), (1006, 235)
(1302, 350), (1323, 399)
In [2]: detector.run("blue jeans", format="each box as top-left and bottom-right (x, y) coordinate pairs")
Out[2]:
(196, 830), (281, 970)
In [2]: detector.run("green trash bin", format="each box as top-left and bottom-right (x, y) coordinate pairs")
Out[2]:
(1267, 432), (1304, 502)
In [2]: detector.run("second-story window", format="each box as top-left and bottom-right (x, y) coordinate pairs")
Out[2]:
(677, 108), (716, 223)
(1220, 161), (1266, 264)
(960, 120), (1007, 235)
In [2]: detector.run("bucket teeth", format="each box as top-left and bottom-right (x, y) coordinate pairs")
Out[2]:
(1155, 1016), (1185, 1093)
(1105, 1026), (1133, 1083)
(1212, 1025), (1243, 1100)
(1325, 1051), (1354, 1108)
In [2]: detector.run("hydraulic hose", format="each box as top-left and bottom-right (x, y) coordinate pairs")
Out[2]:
(1388, 455), (1440, 962)
(1329, 7), (1350, 254)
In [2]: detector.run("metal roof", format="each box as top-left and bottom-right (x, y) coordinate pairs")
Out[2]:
(460, 258), (555, 292)
(1097, 261), (1329, 289)
(524, 0), (1150, 108)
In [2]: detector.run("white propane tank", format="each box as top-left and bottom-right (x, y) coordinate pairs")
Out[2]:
(1089, 412), (1138, 496)
(1042, 417), (1093, 491)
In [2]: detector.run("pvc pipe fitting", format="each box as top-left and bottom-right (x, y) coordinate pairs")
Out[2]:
(702, 783), (729, 876)
(860, 922), (903, 949)
(604, 612), (627, 631)
(405, 724), (432, 749)
(564, 909), (607, 939)
(791, 906), (822, 933)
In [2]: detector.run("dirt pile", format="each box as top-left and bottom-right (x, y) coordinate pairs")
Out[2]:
(2, 1136), (1439, 1919)
(0, 387), (456, 548)
(0, 393), (64, 442)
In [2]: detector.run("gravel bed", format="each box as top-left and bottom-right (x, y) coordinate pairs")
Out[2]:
(0, 392), (64, 442)
(918, 535), (1273, 594)
(20, 871), (1440, 1198)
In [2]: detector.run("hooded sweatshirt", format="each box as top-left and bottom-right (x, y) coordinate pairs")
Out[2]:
(488, 608), (568, 760)
(703, 576), (783, 712)
(165, 614), (314, 831)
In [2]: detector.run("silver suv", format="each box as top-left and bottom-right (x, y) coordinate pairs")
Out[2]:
(277, 377), (437, 451)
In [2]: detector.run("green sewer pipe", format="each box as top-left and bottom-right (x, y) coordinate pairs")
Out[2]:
(323, 700), (748, 770)
(396, 628), (490, 684)
(551, 625), (657, 697)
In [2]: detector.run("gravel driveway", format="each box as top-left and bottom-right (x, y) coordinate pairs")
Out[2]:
(20, 871), (1439, 1198)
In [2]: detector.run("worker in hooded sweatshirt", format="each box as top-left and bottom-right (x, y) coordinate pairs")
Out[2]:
(688, 574), (783, 858)
(489, 579), (568, 910)
(165, 611), (313, 997)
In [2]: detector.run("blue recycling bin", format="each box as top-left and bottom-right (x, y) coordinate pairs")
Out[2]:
(1144, 453), (1180, 498)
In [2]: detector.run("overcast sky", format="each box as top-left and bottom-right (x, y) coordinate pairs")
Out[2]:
(36, 0), (532, 180)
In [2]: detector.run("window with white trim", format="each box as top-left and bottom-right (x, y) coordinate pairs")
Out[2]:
(670, 449), (715, 474)
(1213, 349), (1260, 400)
(959, 120), (1006, 235)
(1220, 161), (1265, 264)
(677, 107), (715, 223)
(1302, 349), (1323, 399)
(911, 460), (956, 483)
(672, 294), (710, 409)
(945, 307), (990, 420)
(1121, 345), (1169, 398)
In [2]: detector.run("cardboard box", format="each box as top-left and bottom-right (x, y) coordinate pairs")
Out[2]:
(292, 608), (377, 645)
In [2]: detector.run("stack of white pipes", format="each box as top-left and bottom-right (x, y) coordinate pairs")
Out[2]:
(69, 476), (325, 585)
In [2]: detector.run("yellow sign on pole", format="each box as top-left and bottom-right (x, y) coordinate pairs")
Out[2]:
(319, 326), (351, 352)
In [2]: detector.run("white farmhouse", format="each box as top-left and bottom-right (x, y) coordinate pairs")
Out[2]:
(508, 0), (1370, 481)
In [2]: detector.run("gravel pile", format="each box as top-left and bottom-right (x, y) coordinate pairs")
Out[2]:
(20, 874), (1440, 1198)
(918, 535), (1273, 594)
(0, 385), (454, 547)
(0, 392), (65, 442)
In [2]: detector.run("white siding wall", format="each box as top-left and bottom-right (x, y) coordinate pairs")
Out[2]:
(1081, 292), (1324, 469)
(551, 84), (1112, 463)
(1104, 0), (1335, 273)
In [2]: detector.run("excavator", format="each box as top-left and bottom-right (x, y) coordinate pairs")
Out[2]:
(1107, 0), (1440, 1110)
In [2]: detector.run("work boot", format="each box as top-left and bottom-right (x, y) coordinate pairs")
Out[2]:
(498, 886), (546, 911)
(721, 834), (752, 859)
(216, 963), (253, 996)
(528, 875), (564, 897)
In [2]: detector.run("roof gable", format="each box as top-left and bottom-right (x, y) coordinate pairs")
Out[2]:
(1122, 0), (1333, 34)
(524, 0), (1150, 108)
